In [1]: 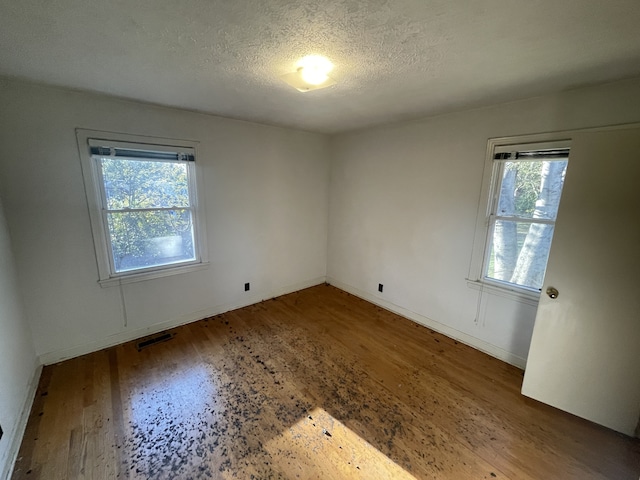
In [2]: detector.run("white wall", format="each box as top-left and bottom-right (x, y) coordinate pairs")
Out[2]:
(327, 77), (640, 367)
(0, 79), (330, 364)
(0, 195), (39, 479)
(3, 75), (640, 370)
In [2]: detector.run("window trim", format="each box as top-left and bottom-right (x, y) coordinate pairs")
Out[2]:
(77, 129), (209, 287)
(467, 134), (572, 301)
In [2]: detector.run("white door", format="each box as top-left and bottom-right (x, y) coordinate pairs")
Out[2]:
(521, 126), (640, 436)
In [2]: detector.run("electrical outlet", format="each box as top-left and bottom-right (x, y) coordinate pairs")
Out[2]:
(378, 283), (384, 293)
(244, 282), (250, 292)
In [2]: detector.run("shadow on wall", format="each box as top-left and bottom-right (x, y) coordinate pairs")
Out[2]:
(475, 290), (539, 366)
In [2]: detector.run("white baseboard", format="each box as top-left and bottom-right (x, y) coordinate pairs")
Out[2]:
(38, 276), (326, 365)
(3, 363), (42, 480)
(327, 277), (527, 370)
(38, 274), (524, 369)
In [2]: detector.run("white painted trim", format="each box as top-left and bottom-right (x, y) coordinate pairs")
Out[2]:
(327, 277), (527, 370)
(3, 364), (43, 480)
(468, 136), (572, 287)
(465, 279), (540, 306)
(76, 129), (208, 285)
(468, 124), (640, 296)
(99, 262), (210, 287)
(38, 276), (326, 365)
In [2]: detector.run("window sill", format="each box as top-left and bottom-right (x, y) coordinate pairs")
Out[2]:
(465, 279), (540, 306)
(99, 262), (210, 288)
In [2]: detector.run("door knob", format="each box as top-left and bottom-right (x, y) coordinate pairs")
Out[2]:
(546, 286), (559, 299)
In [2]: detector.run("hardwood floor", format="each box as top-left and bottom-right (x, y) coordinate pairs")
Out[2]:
(12, 285), (640, 479)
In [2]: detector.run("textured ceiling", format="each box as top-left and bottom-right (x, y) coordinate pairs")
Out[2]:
(2, 0), (640, 133)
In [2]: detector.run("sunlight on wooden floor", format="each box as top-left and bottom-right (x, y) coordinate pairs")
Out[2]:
(128, 364), (217, 427)
(265, 407), (417, 479)
(123, 364), (221, 478)
(12, 286), (640, 479)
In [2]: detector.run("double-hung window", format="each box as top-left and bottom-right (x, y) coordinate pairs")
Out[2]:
(470, 140), (570, 296)
(78, 131), (208, 285)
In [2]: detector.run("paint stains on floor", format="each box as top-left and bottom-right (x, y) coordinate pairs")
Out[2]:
(12, 285), (640, 479)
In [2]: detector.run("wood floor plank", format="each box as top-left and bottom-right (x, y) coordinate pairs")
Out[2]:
(279, 302), (578, 478)
(229, 308), (506, 479)
(11, 285), (640, 479)
(278, 287), (635, 479)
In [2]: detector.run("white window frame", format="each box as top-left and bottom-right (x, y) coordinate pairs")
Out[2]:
(77, 129), (209, 287)
(467, 134), (571, 303)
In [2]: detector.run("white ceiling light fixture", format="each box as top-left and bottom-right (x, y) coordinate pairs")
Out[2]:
(281, 55), (337, 93)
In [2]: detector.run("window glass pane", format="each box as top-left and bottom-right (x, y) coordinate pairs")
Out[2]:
(485, 220), (555, 290)
(100, 159), (190, 210)
(106, 209), (195, 272)
(496, 160), (567, 220)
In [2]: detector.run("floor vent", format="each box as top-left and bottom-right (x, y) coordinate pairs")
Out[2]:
(137, 332), (174, 351)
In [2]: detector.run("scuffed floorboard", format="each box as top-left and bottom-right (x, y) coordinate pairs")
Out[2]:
(12, 285), (640, 479)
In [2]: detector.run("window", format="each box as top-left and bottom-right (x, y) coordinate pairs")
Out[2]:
(78, 131), (208, 285)
(470, 140), (570, 296)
